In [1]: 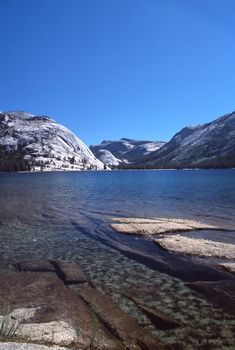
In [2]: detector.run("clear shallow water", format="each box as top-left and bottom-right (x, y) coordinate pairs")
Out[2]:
(0, 169), (234, 267)
(0, 170), (235, 348)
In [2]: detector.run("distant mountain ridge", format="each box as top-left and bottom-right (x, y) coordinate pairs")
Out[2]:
(90, 138), (166, 166)
(133, 111), (235, 169)
(1, 109), (235, 172)
(0, 111), (104, 172)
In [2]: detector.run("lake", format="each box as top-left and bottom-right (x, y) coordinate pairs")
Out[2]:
(0, 169), (235, 348)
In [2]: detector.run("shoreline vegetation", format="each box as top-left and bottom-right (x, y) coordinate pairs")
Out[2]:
(1, 110), (235, 172)
(0, 167), (235, 174)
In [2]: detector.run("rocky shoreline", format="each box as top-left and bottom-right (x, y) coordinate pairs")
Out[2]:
(110, 217), (235, 271)
(0, 260), (165, 350)
(110, 217), (235, 313)
(1, 254), (235, 349)
(0, 219), (235, 349)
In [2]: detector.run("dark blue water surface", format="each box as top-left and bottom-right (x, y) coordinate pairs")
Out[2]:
(0, 169), (235, 266)
(1, 169), (235, 218)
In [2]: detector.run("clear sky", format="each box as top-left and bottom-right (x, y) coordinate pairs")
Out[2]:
(1, 0), (235, 145)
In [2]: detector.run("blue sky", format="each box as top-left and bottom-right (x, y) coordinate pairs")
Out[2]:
(1, 0), (235, 145)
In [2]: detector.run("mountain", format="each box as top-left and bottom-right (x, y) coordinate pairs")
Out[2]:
(90, 138), (166, 166)
(2, 110), (234, 172)
(0, 111), (104, 172)
(135, 112), (235, 169)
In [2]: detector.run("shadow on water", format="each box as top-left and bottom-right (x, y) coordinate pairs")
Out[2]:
(71, 218), (233, 282)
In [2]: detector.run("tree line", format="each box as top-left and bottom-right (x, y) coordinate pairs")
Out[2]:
(0, 148), (32, 172)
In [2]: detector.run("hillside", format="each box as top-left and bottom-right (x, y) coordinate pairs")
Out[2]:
(135, 112), (235, 169)
(0, 111), (104, 172)
(90, 138), (165, 166)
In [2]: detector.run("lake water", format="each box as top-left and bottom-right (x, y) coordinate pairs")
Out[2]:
(0, 170), (235, 348)
(0, 169), (234, 265)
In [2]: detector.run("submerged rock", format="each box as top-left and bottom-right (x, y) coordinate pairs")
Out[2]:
(16, 260), (55, 273)
(122, 291), (180, 330)
(72, 284), (164, 349)
(52, 260), (88, 284)
(0, 260), (164, 349)
(110, 216), (235, 294)
(187, 280), (235, 314)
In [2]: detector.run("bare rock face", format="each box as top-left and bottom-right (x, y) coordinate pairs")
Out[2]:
(90, 138), (165, 166)
(0, 260), (164, 349)
(138, 111), (235, 168)
(110, 217), (219, 236)
(0, 111), (104, 172)
(155, 235), (235, 259)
